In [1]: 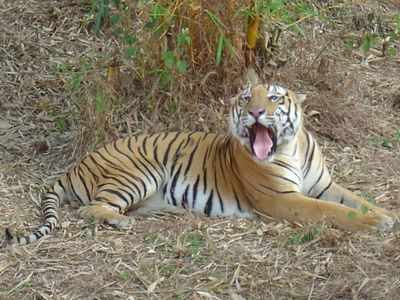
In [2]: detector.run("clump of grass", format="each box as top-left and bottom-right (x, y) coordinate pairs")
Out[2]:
(64, 1), (336, 147)
(82, 0), (342, 94)
(60, 1), (400, 153)
(287, 225), (322, 245)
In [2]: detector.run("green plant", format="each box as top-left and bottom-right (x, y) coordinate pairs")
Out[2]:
(370, 136), (394, 149)
(54, 115), (67, 132)
(90, 0), (125, 33)
(288, 226), (321, 245)
(144, 232), (160, 245)
(118, 271), (130, 281)
(183, 232), (205, 257)
(394, 129), (400, 141)
(92, 0), (110, 33)
(361, 32), (378, 55)
(381, 138), (393, 149)
(150, 27), (191, 86)
(205, 9), (231, 65)
(245, 0), (320, 33)
(144, 2), (170, 34)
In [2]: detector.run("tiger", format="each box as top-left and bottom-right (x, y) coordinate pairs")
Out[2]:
(4, 77), (398, 246)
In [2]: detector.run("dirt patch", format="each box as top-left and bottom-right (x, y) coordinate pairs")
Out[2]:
(1, 1), (400, 299)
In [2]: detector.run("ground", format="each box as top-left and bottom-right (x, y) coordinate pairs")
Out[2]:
(1, 1), (400, 299)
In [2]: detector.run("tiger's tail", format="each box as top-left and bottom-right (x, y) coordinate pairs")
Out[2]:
(3, 179), (66, 246)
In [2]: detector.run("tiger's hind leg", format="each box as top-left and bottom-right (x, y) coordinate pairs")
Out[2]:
(79, 201), (133, 229)
(78, 179), (151, 229)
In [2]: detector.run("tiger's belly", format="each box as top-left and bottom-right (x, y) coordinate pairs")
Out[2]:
(132, 185), (253, 218)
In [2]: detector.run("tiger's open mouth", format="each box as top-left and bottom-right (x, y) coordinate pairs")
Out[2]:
(248, 123), (277, 160)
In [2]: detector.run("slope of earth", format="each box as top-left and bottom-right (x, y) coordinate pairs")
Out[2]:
(1, 1), (400, 299)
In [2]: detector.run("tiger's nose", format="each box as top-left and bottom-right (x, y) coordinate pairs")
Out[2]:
(249, 108), (266, 118)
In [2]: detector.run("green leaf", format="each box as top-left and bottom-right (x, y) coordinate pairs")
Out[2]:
(387, 46), (397, 57)
(111, 0), (121, 7)
(159, 69), (172, 87)
(184, 232), (204, 256)
(205, 10), (225, 29)
(151, 3), (168, 19)
(258, 0), (284, 15)
(125, 47), (137, 59)
(123, 34), (137, 45)
(361, 33), (377, 55)
(177, 28), (191, 46)
(395, 14), (400, 35)
(382, 139), (393, 149)
(55, 118), (66, 132)
(395, 129), (400, 141)
(295, 3), (317, 17)
(110, 14), (121, 25)
(224, 37), (236, 58)
(288, 227), (321, 245)
(216, 34), (225, 65)
(290, 23), (305, 36)
(344, 37), (357, 49)
(145, 3), (168, 30)
(95, 93), (106, 113)
(269, 0), (284, 14)
(163, 50), (176, 69)
(56, 63), (68, 73)
(118, 271), (129, 281)
(70, 72), (83, 91)
(176, 60), (187, 73)
(93, 0), (110, 33)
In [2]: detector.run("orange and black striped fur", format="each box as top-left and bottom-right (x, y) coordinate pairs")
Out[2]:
(4, 81), (397, 245)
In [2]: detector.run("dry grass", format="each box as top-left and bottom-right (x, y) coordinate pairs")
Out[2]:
(1, 0), (400, 299)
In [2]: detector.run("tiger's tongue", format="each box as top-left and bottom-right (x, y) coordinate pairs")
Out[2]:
(252, 124), (273, 160)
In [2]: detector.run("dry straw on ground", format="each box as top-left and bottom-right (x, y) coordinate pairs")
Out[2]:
(1, 0), (400, 299)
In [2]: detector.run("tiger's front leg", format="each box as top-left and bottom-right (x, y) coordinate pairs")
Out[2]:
(251, 192), (395, 232)
(317, 182), (398, 222)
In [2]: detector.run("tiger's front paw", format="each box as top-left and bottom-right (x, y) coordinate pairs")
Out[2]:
(351, 212), (394, 233)
(376, 214), (395, 233)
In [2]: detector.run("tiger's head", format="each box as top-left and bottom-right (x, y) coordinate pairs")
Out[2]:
(230, 83), (306, 161)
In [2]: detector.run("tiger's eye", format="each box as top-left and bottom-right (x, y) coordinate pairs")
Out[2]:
(270, 95), (279, 102)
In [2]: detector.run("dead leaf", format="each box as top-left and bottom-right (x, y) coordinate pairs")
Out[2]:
(147, 276), (164, 293)
(228, 290), (246, 300)
(107, 63), (121, 94)
(32, 141), (49, 154)
(247, 15), (260, 49)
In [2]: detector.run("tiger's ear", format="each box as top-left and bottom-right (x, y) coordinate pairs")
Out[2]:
(296, 93), (306, 104)
(244, 67), (260, 85)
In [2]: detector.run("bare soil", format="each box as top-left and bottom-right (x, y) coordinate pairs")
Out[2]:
(1, 1), (400, 299)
